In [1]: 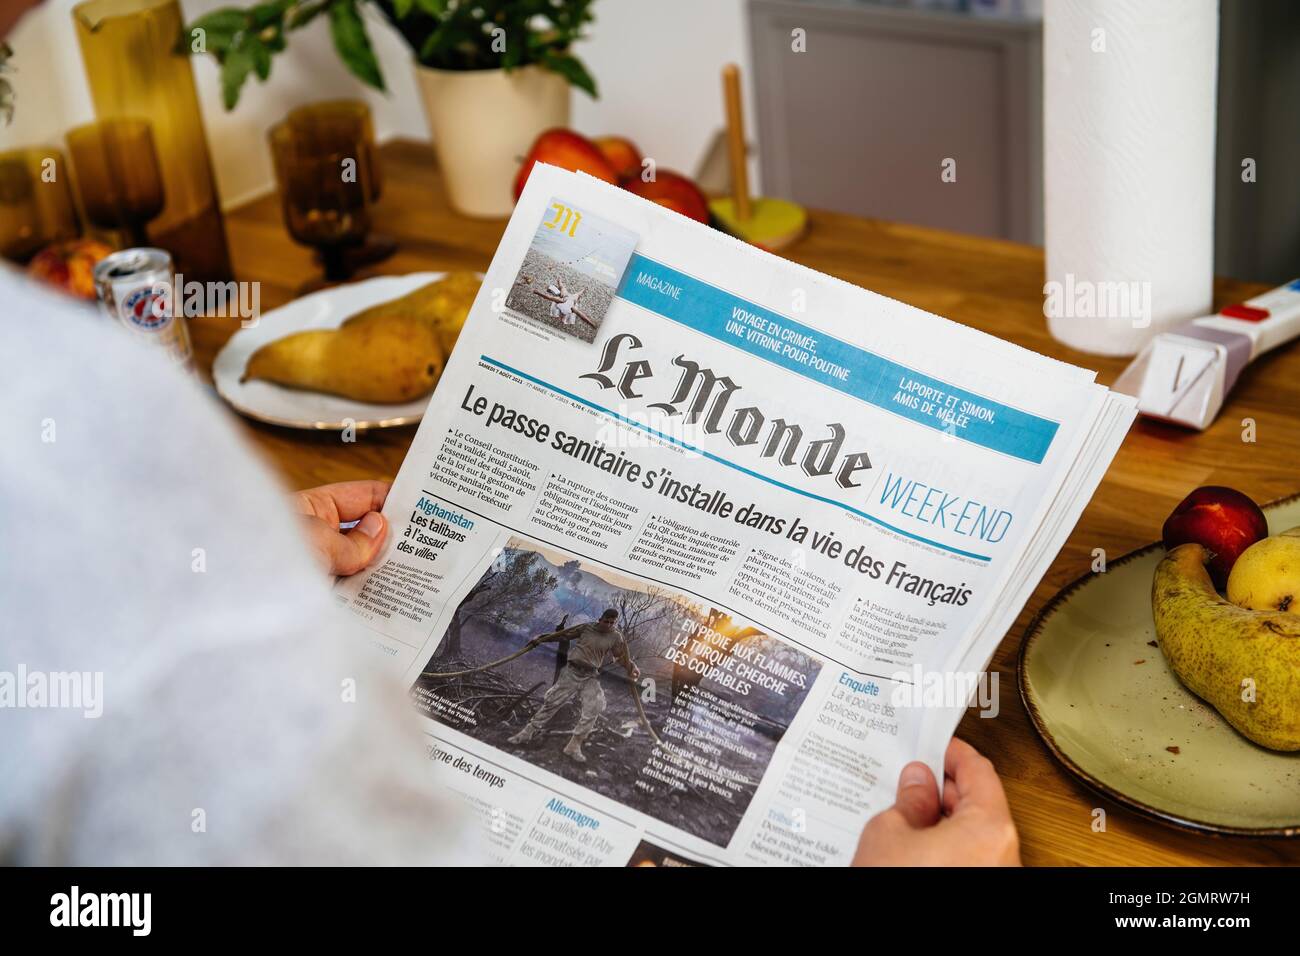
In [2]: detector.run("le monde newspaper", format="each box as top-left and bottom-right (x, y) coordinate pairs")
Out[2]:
(334, 164), (1137, 867)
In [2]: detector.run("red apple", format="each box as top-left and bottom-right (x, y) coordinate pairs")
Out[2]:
(1162, 486), (1268, 588)
(27, 238), (114, 300)
(622, 170), (710, 224)
(593, 136), (643, 181)
(513, 128), (618, 200)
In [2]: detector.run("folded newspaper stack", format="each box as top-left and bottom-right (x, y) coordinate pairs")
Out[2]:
(335, 164), (1137, 867)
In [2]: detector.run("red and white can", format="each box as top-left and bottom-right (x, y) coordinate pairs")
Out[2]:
(92, 247), (193, 370)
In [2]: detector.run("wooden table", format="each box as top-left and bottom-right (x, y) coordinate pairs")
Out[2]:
(191, 139), (1300, 866)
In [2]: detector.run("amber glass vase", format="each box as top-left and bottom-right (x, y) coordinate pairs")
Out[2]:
(73, 0), (232, 281)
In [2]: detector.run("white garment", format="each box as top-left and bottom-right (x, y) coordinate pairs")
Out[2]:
(549, 295), (577, 324)
(543, 283), (580, 325)
(0, 268), (483, 865)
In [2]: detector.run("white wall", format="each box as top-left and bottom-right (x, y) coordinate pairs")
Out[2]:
(2, 0), (756, 210)
(571, 0), (757, 188)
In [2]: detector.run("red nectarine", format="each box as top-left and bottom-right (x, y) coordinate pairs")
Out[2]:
(594, 136), (643, 181)
(513, 129), (618, 201)
(1162, 486), (1268, 589)
(27, 238), (113, 301)
(622, 170), (710, 225)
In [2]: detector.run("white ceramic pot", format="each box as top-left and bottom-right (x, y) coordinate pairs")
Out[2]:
(415, 63), (571, 218)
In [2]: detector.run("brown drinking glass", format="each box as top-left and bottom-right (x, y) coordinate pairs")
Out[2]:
(66, 118), (165, 248)
(286, 99), (382, 201)
(283, 100), (394, 272)
(0, 147), (80, 263)
(268, 118), (374, 285)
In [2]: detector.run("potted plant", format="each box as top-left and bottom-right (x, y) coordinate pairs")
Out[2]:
(182, 0), (597, 216)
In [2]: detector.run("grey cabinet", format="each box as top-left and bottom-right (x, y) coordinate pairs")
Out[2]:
(749, 0), (1043, 243)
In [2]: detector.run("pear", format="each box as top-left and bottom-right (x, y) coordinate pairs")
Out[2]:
(1227, 526), (1300, 614)
(242, 313), (442, 403)
(343, 272), (480, 357)
(1153, 543), (1300, 751)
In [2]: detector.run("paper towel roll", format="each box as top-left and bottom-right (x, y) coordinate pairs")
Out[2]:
(1044, 0), (1218, 356)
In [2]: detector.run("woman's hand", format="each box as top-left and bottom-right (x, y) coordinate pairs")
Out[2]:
(852, 737), (1021, 866)
(292, 480), (391, 576)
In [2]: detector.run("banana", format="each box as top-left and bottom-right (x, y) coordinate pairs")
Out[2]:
(1153, 543), (1300, 751)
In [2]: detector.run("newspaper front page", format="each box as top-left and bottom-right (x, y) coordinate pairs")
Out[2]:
(334, 164), (1136, 867)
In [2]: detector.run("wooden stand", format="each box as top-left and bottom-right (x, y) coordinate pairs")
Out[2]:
(707, 64), (807, 251)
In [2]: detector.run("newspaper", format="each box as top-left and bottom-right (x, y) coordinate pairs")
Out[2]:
(334, 164), (1137, 867)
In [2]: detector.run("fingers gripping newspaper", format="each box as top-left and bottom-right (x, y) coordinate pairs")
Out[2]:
(335, 164), (1136, 867)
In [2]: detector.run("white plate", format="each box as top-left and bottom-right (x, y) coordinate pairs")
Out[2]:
(213, 273), (446, 430)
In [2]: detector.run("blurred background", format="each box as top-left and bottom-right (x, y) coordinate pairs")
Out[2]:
(2, 0), (1296, 282)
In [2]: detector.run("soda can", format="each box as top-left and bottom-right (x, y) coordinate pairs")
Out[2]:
(92, 247), (193, 370)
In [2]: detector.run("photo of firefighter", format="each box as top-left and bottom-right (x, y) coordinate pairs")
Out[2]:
(505, 607), (638, 763)
(626, 840), (707, 868)
(411, 538), (821, 847)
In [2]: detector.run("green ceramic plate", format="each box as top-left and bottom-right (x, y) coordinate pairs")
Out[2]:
(1019, 495), (1300, 837)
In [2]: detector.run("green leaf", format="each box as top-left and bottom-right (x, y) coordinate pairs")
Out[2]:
(499, 24), (525, 70)
(329, 0), (385, 91)
(247, 35), (273, 80)
(182, 8), (249, 54)
(191, 8), (250, 36)
(418, 17), (454, 62)
(0, 78), (13, 127)
(249, 1), (289, 28)
(392, 0), (413, 19)
(413, 0), (446, 17)
(541, 50), (597, 98)
(220, 45), (255, 109)
(286, 1), (327, 30)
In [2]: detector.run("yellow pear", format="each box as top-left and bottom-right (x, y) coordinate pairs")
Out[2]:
(426, 276), (477, 356)
(1153, 543), (1300, 751)
(242, 313), (442, 403)
(343, 272), (480, 356)
(1227, 526), (1300, 614)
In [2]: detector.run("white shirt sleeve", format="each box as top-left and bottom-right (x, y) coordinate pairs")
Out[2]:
(0, 270), (485, 865)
